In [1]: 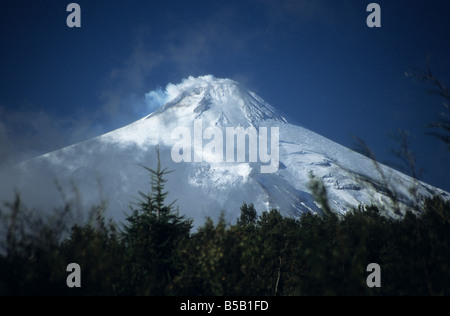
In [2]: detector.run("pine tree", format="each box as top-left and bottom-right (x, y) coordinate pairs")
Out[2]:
(121, 147), (193, 295)
(237, 203), (258, 228)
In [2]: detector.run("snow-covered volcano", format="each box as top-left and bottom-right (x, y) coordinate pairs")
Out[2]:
(2, 75), (448, 225)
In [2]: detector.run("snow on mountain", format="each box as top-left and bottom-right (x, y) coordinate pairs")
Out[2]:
(2, 75), (448, 226)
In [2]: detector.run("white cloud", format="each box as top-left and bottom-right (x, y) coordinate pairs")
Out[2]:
(165, 75), (216, 101)
(144, 75), (217, 111)
(144, 87), (169, 112)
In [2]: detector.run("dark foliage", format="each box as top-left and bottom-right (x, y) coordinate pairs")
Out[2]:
(1, 152), (449, 296)
(1, 192), (449, 295)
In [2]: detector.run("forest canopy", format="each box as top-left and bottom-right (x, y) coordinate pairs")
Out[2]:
(1, 156), (449, 296)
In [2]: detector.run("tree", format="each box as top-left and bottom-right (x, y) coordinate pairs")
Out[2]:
(121, 147), (193, 295)
(237, 203), (258, 228)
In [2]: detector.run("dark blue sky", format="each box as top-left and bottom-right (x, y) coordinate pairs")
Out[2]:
(1, 0), (449, 191)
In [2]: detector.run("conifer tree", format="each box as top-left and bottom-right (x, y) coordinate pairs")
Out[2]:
(121, 146), (192, 295)
(237, 203), (258, 227)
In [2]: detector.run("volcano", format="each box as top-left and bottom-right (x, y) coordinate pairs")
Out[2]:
(3, 75), (448, 225)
